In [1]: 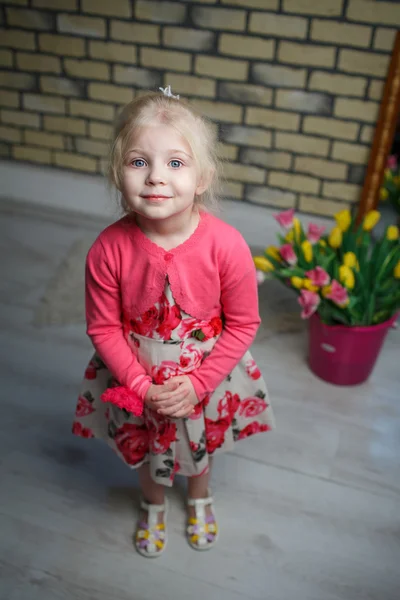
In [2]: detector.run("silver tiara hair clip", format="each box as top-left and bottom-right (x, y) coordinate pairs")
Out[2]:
(159, 85), (180, 100)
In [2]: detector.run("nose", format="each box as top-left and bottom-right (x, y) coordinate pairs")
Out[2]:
(146, 162), (166, 186)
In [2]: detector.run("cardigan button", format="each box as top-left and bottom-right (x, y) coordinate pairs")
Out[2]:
(164, 253), (173, 261)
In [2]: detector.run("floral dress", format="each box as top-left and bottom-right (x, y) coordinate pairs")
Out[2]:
(73, 279), (275, 486)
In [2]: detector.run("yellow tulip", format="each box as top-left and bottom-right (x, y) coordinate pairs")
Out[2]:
(303, 279), (319, 292)
(321, 285), (332, 297)
(384, 168), (392, 180)
(387, 226), (399, 241)
(285, 230), (294, 244)
(394, 260), (400, 279)
(319, 240), (327, 247)
(363, 210), (381, 232)
(265, 246), (281, 261)
(254, 256), (274, 272)
(393, 176), (400, 187)
(343, 251), (359, 270)
(329, 226), (343, 249)
(301, 240), (313, 262)
(293, 217), (302, 241)
(334, 209), (351, 233)
(291, 276), (304, 289)
(380, 188), (389, 201)
(339, 265), (355, 289)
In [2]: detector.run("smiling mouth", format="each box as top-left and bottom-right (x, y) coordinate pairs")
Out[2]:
(141, 195), (171, 201)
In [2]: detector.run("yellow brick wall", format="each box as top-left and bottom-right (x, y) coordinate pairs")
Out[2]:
(0, 0), (399, 216)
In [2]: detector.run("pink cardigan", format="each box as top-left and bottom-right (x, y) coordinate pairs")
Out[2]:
(85, 211), (261, 402)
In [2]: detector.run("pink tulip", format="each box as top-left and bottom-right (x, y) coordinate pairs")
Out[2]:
(326, 280), (349, 307)
(387, 155), (397, 170)
(305, 266), (330, 287)
(298, 289), (320, 319)
(279, 243), (298, 265)
(307, 223), (326, 244)
(274, 208), (295, 229)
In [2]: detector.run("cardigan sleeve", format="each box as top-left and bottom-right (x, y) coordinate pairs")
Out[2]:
(188, 235), (261, 401)
(85, 238), (152, 400)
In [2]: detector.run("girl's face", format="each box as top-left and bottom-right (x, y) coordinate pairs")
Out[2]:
(121, 124), (207, 222)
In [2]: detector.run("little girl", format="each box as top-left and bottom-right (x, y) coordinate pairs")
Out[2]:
(73, 86), (275, 557)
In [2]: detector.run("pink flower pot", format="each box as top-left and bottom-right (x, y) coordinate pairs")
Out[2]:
(308, 313), (398, 386)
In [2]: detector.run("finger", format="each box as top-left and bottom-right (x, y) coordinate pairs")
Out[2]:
(158, 401), (193, 417)
(153, 388), (190, 403)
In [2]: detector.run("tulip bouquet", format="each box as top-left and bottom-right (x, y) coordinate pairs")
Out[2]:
(254, 208), (400, 326)
(380, 155), (400, 216)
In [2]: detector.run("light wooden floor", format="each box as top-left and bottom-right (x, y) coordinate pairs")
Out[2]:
(0, 204), (399, 600)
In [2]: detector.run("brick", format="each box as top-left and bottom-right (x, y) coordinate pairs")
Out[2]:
(25, 129), (64, 149)
(89, 121), (112, 140)
(6, 8), (53, 30)
(70, 99), (114, 121)
(32, 0), (77, 9)
(303, 116), (359, 141)
(192, 6), (246, 31)
(246, 107), (300, 131)
(40, 76), (82, 97)
(110, 21), (160, 45)
(0, 71), (34, 90)
(374, 28), (397, 52)
(332, 141), (369, 164)
(221, 0), (278, 7)
(75, 137), (108, 156)
(224, 162), (265, 183)
(283, 0), (343, 16)
(164, 73), (215, 98)
(16, 52), (61, 73)
(348, 165), (366, 185)
(114, 65), (162, 89)
(88, 82), (133, 105)
(219, 33), (274, 59)
(0, 49), (13, 67)
(196, 55), (248, 81)
(82, 0), (131, 17)
(311, 19), (371, 48)
(241, 148), (291, 170)
(369, 80), (384, 101)
(57, 14), (106, 38)
(191, 100), (242, 123)
(1, 108), (40, 128)
(223, 181), (243, 200)
(24, 93), (66, 114)
(323, 182), (361, 202)
(39, 34), (85, 57)
(269, 171), (319, 194)
(309, 71), (366, 98)
(276, 132), (329, 157)
(163, 27), (214, 52)
(338, 49), (389, 78)
(89, 41), (137, 64)
(347, 0), (400, 26)
(360, 125), (374, 144)
(0, 125), (21, 142)
(249, 12), (307, 39)
(295, 156), (346, 180)
(299, 195), (348, 217)
(335, 98), (379, 123)
(219, 82), (272, 106)
(246, 185), (296, 209)
(136, 0), (186, 23)
(44, 115), (85, 135)
(276, 90), (332, 115)
(141, 48), (191, 73)
(217, 143), (238, 161)
(220, 125), (271, 148)
(64, 58), (110, 81)
(279, 41), (335, 68)
(0, 29), (35, 50)
(252, 63), (306, 88)
(0, 90), (19, 108)
(13, 145), (51, 163)
(54, 151), (97, 172)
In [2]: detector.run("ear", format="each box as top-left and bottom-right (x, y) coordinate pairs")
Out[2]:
(195, 168), (214, 196)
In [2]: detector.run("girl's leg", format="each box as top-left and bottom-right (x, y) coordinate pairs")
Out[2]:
(187, 458), (213, 519)
(138, 463), (165, 523)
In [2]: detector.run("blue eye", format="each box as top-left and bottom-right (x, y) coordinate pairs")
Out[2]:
(132, 159), (146, 167)
(169, 159), (182, 168)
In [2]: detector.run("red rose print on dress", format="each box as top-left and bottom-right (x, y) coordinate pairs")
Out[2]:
(75, 394), (95, 417)
(151, 360), (181, 385)
(156, 293), (182, 340)
(179, 343), (203, 372)
(238, 396), (268, 418)
(178, 317), (204, 339)
(72, 421), (94, 438)
(114, 423), (149, 465)
(84, 360), (97, 380)
(238, 422), (271, 440)
(130, 305), (159, 337)
(188, 401), (203, 420)
(245, 359), (261, 380)
(205, 417), (230, 454)
(217, 391), (240, 421)
(148, 420), (178, 455)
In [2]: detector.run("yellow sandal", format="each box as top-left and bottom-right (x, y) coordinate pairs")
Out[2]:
(187, 493), (218, 551)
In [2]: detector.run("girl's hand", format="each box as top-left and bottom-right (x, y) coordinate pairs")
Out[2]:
(145, 380), (193, 417)
(153, 375), (198, 418)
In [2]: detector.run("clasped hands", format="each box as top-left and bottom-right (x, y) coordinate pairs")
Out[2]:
(145, 375), (198, 418)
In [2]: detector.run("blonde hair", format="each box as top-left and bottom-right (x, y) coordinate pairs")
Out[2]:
(109, 91), (221, 213)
